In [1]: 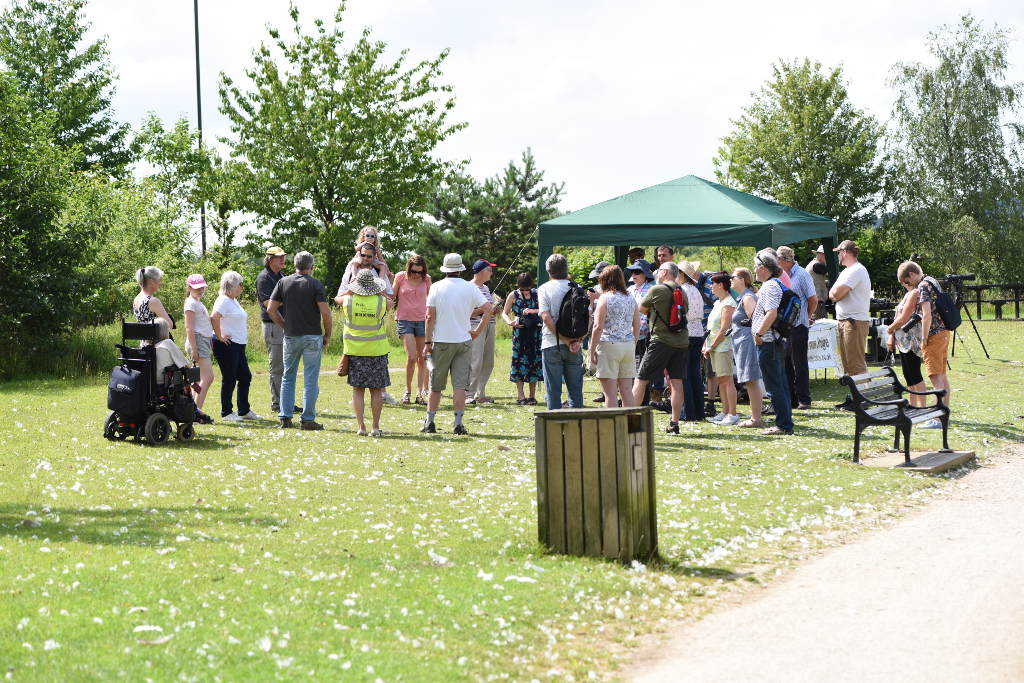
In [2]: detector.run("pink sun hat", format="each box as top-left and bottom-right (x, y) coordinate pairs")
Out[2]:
(186, 274), (208, 289)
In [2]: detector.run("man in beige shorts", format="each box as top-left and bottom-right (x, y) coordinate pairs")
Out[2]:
(421, 253), (494, 435)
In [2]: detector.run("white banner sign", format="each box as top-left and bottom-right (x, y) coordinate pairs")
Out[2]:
(808, 320), (842, 372)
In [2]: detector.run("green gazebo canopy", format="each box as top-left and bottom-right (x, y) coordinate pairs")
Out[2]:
(537, 175), (838, 282)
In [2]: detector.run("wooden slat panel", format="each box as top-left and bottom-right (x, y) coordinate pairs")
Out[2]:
(563, 420), (584, 556)
(580, 419), (602, 558)
(631, 433), (649, 559)
(535, 415), (548, 547)
(598, 417), (619, 560)
(614, 414), (634, 562)
(544, 420), (566, 553)
(644, 408), (658, 561)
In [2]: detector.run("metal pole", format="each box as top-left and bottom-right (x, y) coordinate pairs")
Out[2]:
(193, 0), (206, 255)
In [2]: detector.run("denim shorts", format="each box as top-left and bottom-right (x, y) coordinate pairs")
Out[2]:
(396, 319), (425, 337)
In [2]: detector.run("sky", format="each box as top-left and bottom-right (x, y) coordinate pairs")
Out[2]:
(6, 0), (1024, 212)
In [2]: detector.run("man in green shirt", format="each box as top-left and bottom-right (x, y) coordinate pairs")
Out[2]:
(632, 261), (689, 433)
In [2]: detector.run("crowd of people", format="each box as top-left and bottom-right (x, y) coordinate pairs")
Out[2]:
(131, 231), (954, 437)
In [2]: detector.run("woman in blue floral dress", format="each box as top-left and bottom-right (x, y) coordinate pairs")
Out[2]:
(502, 272), (543, 404)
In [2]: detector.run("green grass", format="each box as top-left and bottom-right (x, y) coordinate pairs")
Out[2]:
(1, 323), (1022, 680)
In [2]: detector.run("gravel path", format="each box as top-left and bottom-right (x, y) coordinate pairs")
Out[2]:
(631, 446), (1024, 683)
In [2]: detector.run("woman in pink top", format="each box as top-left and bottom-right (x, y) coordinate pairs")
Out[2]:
(392, 255), (432, 404)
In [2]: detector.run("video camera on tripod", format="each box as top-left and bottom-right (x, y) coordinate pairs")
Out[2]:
(944, 272), (976, 301)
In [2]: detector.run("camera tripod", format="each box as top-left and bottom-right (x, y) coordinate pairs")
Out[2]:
(946, 277), (990, 360)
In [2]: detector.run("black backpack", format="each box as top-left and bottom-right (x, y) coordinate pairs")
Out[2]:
(555, 282), (590, 339)
(771, 279), (802, 338)
(926, 276), (961, 331)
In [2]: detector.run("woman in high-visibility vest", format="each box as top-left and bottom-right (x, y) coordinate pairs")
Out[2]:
(339, 268), (392, 436)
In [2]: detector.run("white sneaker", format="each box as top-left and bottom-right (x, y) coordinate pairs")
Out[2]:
(720, 414), (740, 426)
(707, 412), (727, 424)
(239, 410), (262, 420)
(921, 418), (942, 429)
(381, 392), (399, 406)
(223, 412), (244, 423)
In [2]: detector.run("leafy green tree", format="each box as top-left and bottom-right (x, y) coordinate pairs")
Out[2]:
(0, 71), (91, 367)
(218, 2), (463, 286)
(0, 0), (130, 174)
(62, 174), (192, 324)
(417, 149), (564, 290)
(887, 14), (1024, 281)
(134, 114), (218, 228)
(714, 58), (886, 233)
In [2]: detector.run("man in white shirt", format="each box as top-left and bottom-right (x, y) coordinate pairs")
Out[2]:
(538, 253), (588, 410)
(829, 240), (872, 376)
(421, 253), (493, 435)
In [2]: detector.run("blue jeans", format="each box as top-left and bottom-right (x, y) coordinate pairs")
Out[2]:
(542, 344), (584, 410)
(280, 335), (323, 421)
(758, 339), (793, 432)
(682, 337), (704, 420)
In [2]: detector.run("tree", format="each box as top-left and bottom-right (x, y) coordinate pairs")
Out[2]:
(135, 114), (218, 228)
(887, 14), (1024, 281)
(714, 58), (886, 232)
(0, 0), (130, 174)
(218, 2), (463, 286)
(0, 71), (91, 368)
(418, 149), (564, 291)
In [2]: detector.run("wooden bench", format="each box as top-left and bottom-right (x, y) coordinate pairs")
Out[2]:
(839, 367), (951, 465)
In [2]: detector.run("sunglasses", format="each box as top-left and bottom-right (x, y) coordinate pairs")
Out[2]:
(410, 268), (425, 274)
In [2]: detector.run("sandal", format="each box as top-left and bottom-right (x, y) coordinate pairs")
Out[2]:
(401, 392), (411, 404)
(370, 429), (382, 437)
(761, 426), (792, 435)
(526, 398), (537, 405)
(738, 418), (764, 428)
(516, 397), (529, 405)
(356, 428), (367, 436)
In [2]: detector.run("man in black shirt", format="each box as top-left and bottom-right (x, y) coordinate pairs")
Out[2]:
(256, 246), (287, 414)
(267, 251), (332, 430)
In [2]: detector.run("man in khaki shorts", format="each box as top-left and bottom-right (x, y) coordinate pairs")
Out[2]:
(421, 253), (494, 435)
(829, 240), (871, 376)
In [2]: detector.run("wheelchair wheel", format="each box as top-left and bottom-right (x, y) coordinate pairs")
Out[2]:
(103, 412), (118, 440)
(176, 423), (195, 441)
(144, 413), (171, 445)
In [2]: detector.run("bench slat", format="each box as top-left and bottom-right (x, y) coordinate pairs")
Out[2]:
(860, 386), (902, 401)
(907, 409), (944, 423)
(847, 369), (895, 382)
(856, 380), (901, 395)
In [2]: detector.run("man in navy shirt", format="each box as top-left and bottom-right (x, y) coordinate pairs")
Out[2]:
(778, 246), (818, 409)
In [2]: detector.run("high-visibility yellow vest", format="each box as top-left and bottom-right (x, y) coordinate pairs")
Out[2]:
(343, 294), (387, 356)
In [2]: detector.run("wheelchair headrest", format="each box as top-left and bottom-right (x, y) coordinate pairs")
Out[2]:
(123, 322), (160, 341)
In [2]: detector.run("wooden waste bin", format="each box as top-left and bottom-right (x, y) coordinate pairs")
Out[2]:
(535, 407), (657, 563)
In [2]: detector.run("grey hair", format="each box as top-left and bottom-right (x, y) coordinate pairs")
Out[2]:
(153, 317), (171, 341)
(755, 249), (783, 278)
(546, 253), (568, 279)
(294, 251), (314, 272)
(776, 246), (795, 263)
(219, 270), (243, 294)
(659, 261), (680, 280)
(136, 265), (164, 288)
